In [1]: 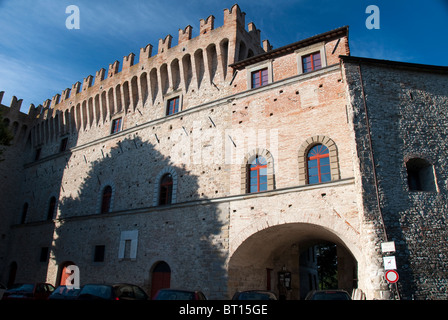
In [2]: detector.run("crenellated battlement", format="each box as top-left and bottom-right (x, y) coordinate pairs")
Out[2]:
(4, 4), (268, 151)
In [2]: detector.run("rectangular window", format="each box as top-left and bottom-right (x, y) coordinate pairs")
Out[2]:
(251, 68), (269, 88)
(166, 97), (180, 115)
(40, 247), (49, 262)
(34, 148), (41, 161)
(111, 117), (122, 134)
(94, 245), (105, 262)
(59, 137), (68, 152)
(302, 52), (322, 73)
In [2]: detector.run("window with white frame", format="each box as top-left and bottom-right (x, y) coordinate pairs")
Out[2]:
(296, 42), (327, 75)
(246, 60), (273, 90)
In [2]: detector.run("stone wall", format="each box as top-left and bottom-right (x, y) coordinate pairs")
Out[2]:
(342, 56), (448, 299)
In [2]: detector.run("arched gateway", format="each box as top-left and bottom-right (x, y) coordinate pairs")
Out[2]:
(228, 221), (361, 300)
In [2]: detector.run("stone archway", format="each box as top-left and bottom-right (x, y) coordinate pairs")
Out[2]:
(228, 223), (359, 300)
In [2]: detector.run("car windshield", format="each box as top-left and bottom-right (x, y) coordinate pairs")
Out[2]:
(311, 291), (350, 300)
(8, 284), (34, 293)
(79, 285), (112, 299)
(51, 286), (80, 296)
(237, 291), (276, 300)
(155, 290), (196, 300)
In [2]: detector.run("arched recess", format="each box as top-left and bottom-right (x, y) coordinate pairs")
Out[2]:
(7, 261), (17, 287)
(228, 221), (360, 300)
(150, 261), (171, 299)
(56, 261), (77, 286)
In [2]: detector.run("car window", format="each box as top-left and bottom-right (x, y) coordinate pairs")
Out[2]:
(197, 292), (207, 300)
(9, 284), (34, 292)
(117, 285), (134, 298)
(133, 286), (148, 300)
(46, 284), (55, 292)
(156, 290), (196, 300)
(36, 283), (46, 293)
(80, 284), (113, 299)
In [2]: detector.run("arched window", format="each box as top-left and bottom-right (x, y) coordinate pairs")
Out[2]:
(101, 186), (112, 214)
(47, 197), (57, 220)
(21, 202), (29, 224)
(406, 158), (437, 192)
(298, 136), (340, 185)
(241, 149), (275, 194)
(159, 174), (173, 205)
(248, 156), (268, 193)
(307, 144), (331, 184)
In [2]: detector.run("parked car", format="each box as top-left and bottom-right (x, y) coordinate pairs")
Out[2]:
(0, 283), (7, 300)
(305, 290), (351, 300)
(232, 290), (278, 300)
(49, 285), (82, 300)
(77, 283), (148, 300)
(2, 283), (55, 300)
(153, 288), (207, 300)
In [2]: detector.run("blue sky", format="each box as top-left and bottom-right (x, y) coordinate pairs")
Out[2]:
(0, 0), (447, 113)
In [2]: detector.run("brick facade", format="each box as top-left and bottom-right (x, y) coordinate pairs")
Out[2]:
(0, 4), (447, 300)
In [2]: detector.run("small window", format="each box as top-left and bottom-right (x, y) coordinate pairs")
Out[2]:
(166, 97), (180, 116)
(101, 186), (112, 213)
(59, 137), (68, 152)
(302, 52), (322, 73)
(35, 148), (42, 161)
(21, 202), (28, 224)
(40, 247), (49, 262)
(248, 156), (268, 193)
(47, 196), (57, 220)
(159, 174), (173, 205)
(94, 245), (105, 262)
(111, 118), (122, 134)
(251, 68), (269, 88)
(307, 144), (331, 184)
(406, 158), (437, 192)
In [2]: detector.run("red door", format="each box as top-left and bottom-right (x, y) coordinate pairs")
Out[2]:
(59, 262), (76, 286)
(151, 262), (171, 299)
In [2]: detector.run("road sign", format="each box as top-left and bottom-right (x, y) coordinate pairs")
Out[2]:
(381, 241), (395, 253)
(385, 270), (399, 283)
(383, 256), (397, 270)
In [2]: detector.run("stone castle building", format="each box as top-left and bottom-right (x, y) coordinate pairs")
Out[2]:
(1, 4), (447, 299)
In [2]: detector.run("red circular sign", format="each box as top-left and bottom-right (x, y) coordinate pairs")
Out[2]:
(385, 270), (399, 283)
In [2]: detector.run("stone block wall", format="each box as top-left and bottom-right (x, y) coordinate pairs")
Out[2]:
(342, 56), (448, 299)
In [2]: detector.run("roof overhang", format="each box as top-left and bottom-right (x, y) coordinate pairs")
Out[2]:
(230, 25), (349, 70)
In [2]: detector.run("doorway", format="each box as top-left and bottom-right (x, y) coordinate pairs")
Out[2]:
(150, 261), (171, 299)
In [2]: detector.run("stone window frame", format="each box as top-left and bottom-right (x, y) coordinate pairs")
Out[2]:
(153, 167), (178, 206)
(298, 136), (339, 185)
(110, 117), (123, 134)
(295, 42), (327, 75)
(45, 194), (58, 221)
(405, 156), (438, 192)
(97, 182), (116, 214)
(241, 148), (275, 194)
(118, 230), (138, 261)
(245, 60), (274, 90)
(164, 90), (183, 116)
